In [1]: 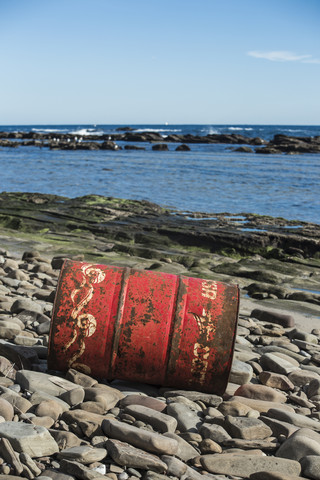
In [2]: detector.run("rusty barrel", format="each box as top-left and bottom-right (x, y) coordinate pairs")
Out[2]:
(48, 260), (239, 394)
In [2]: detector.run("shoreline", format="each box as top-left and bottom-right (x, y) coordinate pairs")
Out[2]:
(0, 191), (319, 332)
(1, 130), (320, 154)
(1, 193), (320, 478)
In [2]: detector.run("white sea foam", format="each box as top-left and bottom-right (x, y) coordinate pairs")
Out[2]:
(70, 128), (104, 136)
(135, 128), (182, 133)
(32, 128), (68, 133)
(228, 127), (253, 131)
(283, 129), (308, 133)
(201, 127), (219, 134)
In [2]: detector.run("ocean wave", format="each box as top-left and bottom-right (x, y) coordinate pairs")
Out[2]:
(282, 129), (310, 133)
(201, 127), (219, 134)
(228, 127), (253, 131)
(32, 128), (68, 133)
(70, 128), (104, 136)
(135, 128), (182, 133)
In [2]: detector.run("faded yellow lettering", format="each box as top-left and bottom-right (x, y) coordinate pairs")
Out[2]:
(201, 280), (217, 300)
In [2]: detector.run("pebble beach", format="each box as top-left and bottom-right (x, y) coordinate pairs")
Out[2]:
(0, 190), (320, 479)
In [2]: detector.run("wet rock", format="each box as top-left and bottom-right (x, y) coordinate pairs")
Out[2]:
(175, 144), (191, 151)
(152, 144), (168, 151)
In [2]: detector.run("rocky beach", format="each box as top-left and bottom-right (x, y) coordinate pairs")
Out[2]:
(0, 192), (319, 479)
(1, 130), (320, 154)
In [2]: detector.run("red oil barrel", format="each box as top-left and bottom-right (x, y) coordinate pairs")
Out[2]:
(48, 260), (239, 394)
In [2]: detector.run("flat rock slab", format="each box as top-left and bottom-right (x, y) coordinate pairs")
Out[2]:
(107, 438), (168, 473)
(124, 404), (177, 433)
(166, 402), (202, 432)
(227, 396), (294, 413)
(16, 370), (77, 396)
(225, 416), (273, 440)
(163, 432), (199, 461)
(120, 394), (166, 412)
(268, 408), (320, 432)
(0, 422), (59, 457)
(60, 459), (106, 480)
(83, 386), (123, 411)
(234, 383), (287, 403)
(57, 445), (107, 464)
(200, 453), (301, 477)
(163, 390), (222, 407)
(102, 418), (178, 455)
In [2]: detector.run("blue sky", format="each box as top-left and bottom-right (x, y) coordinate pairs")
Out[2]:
(1, 0), (319, 125)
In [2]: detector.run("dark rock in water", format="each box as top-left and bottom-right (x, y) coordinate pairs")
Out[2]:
(100, 141), (121, 150)
(152, 144), (169, 151)
(116, 126), (134, 131)
(175, 144), (191, 151)
(233, 146), (254, 153)
(255, 147), (282, 154)
(250, 137), (266, 145)
(165, 134), (185, 142)
(123, 132), (164, 142)
(124, 145), (146, 150)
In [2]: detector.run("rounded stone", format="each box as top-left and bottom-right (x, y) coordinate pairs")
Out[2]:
(0, 398), (14, 421)
(35, 400), (64, 421)
(300, 455), (320, 480)
(199, 438), (222, 454)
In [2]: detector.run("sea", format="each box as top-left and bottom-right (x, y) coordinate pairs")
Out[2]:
(0, 124), (319, 224)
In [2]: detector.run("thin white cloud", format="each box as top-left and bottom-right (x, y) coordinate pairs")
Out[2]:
(247, 50), (319, 63)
